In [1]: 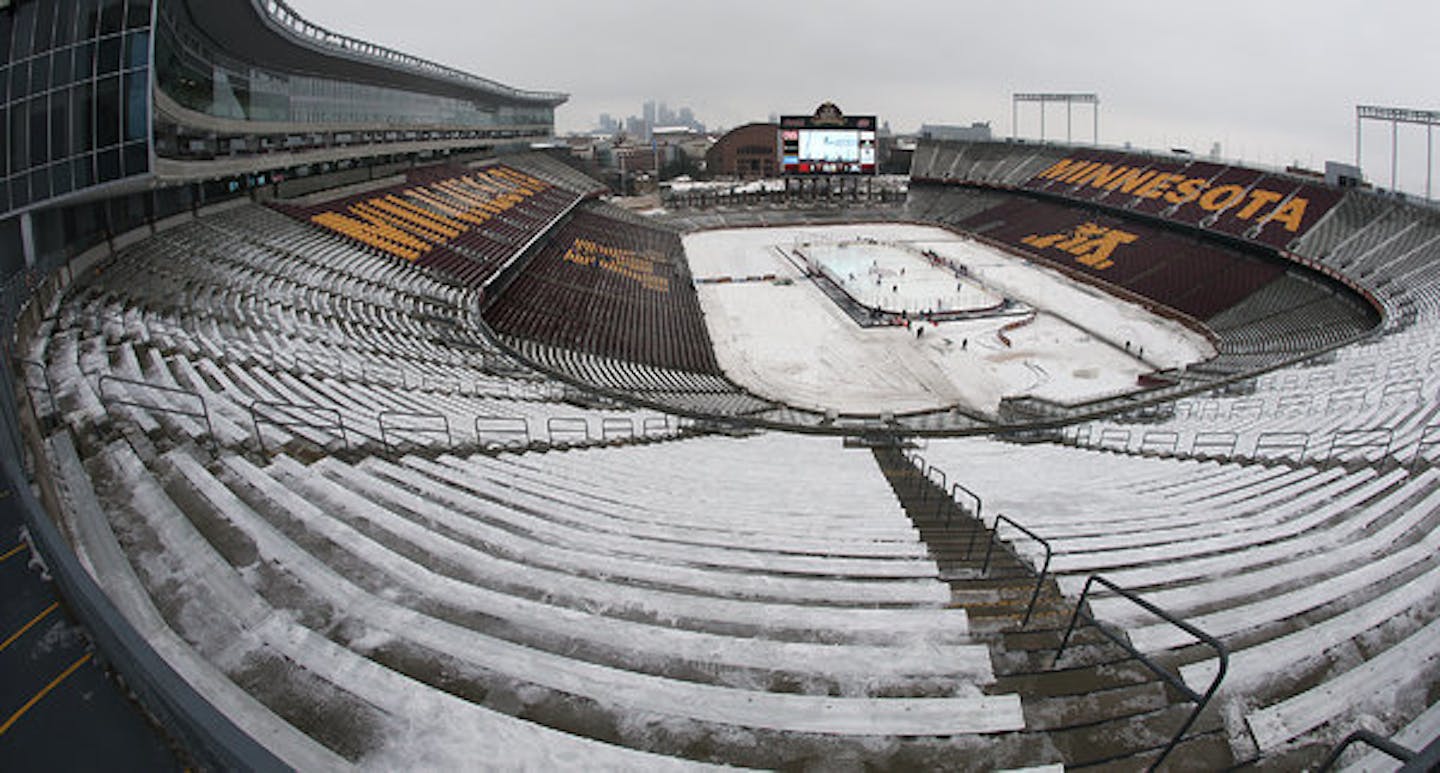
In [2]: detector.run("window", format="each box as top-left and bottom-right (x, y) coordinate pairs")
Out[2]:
(98, 34), (121, 73)
(51, 47), (72, 86)
(97, 146), (120, 182)
(95, 74), (119, 147)
(9, 103), (27, 175)
(123, 69), (146, 141)
(12, 2), (36, 60)
(126, 0), (153, 30)
(99, 0), (125, 36)
(74, 40), (96, 80)
(124, 29), (147, 70)
(28, 50), (48, 94)
(33, 1), (56, 52)
(71, 82), (93, 151)
(28, 96), (49, 167)
(0, 12), (13, 63)
(49, 91), (68, 161)
(10, 60), (28, 102)
(121, 140), (146, 176)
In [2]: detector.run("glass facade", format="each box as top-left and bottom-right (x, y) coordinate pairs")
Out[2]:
(0, 0), (153, 216)
(0, 0), (559, 220)
(154, 2), (554, 132)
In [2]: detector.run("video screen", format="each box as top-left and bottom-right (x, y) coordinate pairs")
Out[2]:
(781, 128), (877, 175)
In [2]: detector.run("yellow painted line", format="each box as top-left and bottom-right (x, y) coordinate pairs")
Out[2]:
(0, 602), (58, 654)
(0, 542), (27, 562)
(0, 651), (93, 736)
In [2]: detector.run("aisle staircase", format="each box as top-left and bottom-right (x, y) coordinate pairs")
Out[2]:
(871, 446), (1237, 770)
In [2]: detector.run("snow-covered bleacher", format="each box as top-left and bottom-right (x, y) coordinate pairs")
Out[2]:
(57, 418), (1024, 766)
(36, 204), (674, 455)
(18, 135), (1440, 769)
(916, 436), (1440, 765)
(18, 190), (1048, 767)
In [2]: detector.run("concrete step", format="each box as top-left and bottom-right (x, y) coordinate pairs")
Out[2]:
(871, 446), (1233, 770)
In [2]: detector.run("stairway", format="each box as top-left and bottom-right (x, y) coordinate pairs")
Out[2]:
(872, 446), (1237, 770)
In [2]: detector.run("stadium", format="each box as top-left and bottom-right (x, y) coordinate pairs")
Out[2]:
(0, 0), (1438, 770)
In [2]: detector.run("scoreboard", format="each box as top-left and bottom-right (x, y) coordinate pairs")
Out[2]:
(780, 111), (877, 175)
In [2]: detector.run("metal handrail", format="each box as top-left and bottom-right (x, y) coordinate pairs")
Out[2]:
(925, 465), (947, 499)
(546, 416), (590, 446)
(255, 0), (567, 104)
(905, 454), (995, 566)
(1191, 430), (1238, 458)
(601, 417), (635, 442)
(1413, 423), (1440, 469)
(378, 410), (451, 454)
(474, 416), (529, 449)
(1054, 575), (1228, 771)
(1316, 729), (1416, 772)
(98, 374), (215, 445)
(1255, 430), (1310, 460)
(980, 514), (1052, 627)
(1140, 430), (1179, 455)
(949, 481), (983, 526)
(249, 400), (347, 455)
(1327, 426), (1393, 463)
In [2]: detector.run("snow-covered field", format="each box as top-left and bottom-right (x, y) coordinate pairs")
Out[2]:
(684, 224), (1215, 417)
(802, 239), (1001, 314)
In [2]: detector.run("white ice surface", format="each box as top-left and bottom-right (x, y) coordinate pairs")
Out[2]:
(804, 239), (1001, 314)
(684, 224), (1214, 416)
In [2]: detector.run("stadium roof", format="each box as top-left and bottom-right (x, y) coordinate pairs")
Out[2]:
(177, 0), (568, 108)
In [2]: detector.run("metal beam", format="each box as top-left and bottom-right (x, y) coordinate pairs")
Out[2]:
(1356, 103), (1440, 201)
(1357, 105), (1440, 127)
(1013, 93), (1101, 144)
(1014, 93), (1099, 104)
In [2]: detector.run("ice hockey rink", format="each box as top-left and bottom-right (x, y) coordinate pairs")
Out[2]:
(683, 223), (1216, 418)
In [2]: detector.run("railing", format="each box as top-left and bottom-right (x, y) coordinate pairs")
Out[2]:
(1316, 729), (1416, 772)
(1381, 377), (1423, 404)
(1098, 427), (1132, 450)
(249, 400), (347, 455)
(979, 514), (1052, 627)
(1054, 575), (1228, 771)
(1412, 423), (1440, 468)
(474, 416), (530, 449)
(949, 481), (983, 526)
(1327, 427), (1393, 464)
(601, 417), (634, 442)
(642, 416), (672, 437)
(378, 410), (451, 454)
(546, 416), (590, 446)
(906, 452), (1056, 625)
(0, 239), (284, 770)
(1254, 431), (1309, 460)
(256, 0), (567, 103)
(1191, 431), (1238, 458)
(924, 464), (947, 497)
(1139, 430), (1179, 455)
(98, 375), (215, 446)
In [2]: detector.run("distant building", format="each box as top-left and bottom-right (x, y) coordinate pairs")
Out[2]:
(919, 123), (993, 142)
(706, 123), (780, 179)
(1326, 160), (1365, 189)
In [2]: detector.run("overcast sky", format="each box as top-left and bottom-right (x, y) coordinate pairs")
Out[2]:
(289, 0), (1440, 195)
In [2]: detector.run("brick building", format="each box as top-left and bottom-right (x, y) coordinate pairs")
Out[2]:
(705, 123), (780, 179)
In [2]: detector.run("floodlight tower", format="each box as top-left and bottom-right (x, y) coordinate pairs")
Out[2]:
(1012, 93), (1100, 144)
(1356, 104), (1440, 200)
